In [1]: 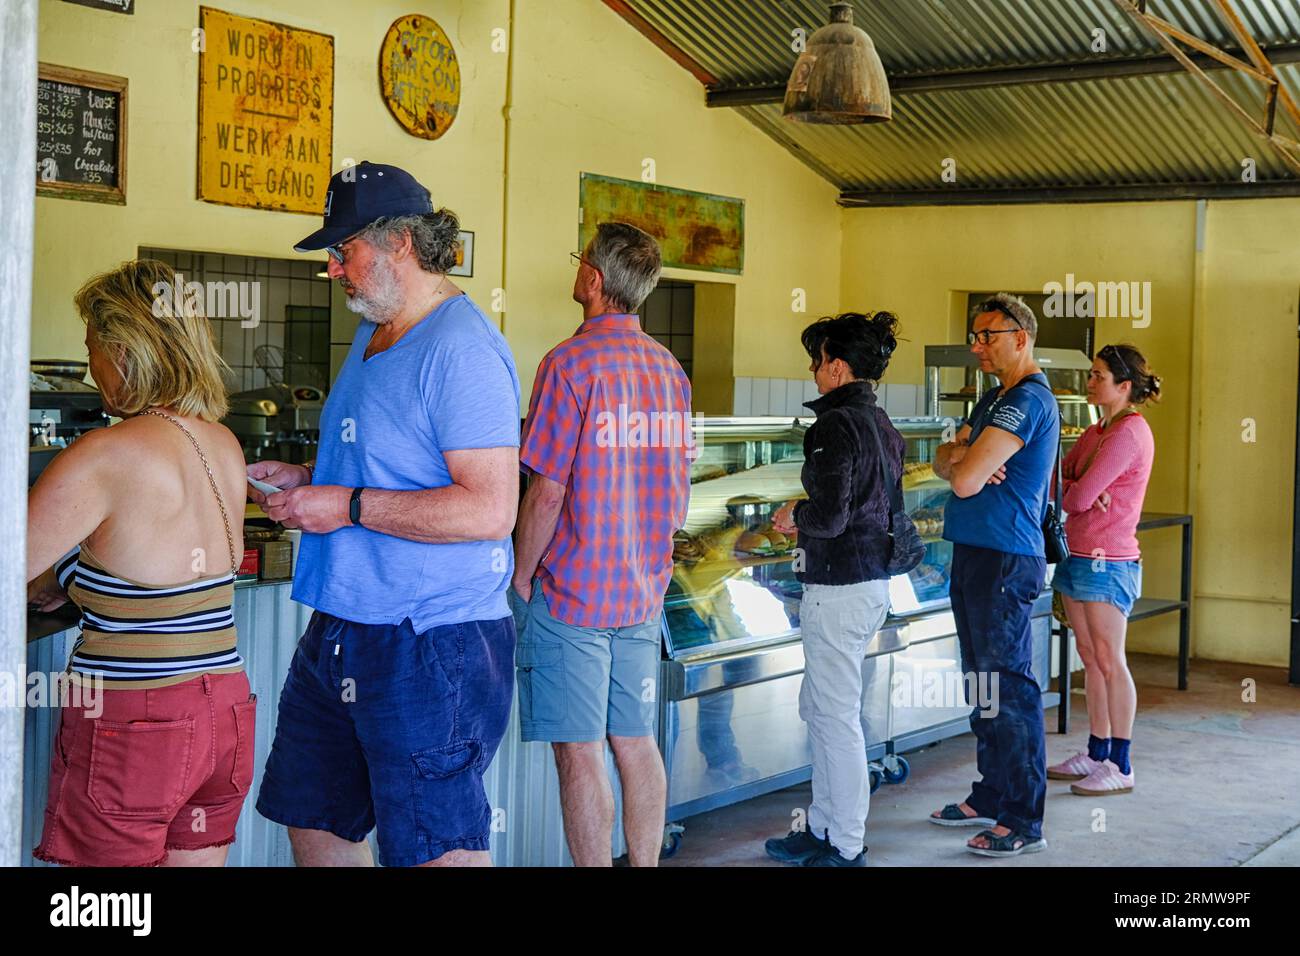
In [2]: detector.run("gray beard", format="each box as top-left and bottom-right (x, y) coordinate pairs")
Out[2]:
(343, 254), (404, 324)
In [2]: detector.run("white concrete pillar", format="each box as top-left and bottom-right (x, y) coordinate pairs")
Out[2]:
(0, 0), (38, 868)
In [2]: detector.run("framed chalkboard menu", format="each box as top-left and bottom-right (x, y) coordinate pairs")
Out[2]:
(36, 63), (128, 205)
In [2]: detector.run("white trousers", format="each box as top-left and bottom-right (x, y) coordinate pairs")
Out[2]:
(799, 579), (891, 859)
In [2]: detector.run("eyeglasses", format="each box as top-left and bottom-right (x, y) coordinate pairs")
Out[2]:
(570, 252), (602, 275)
(968, 328), (1022, 346)
(968, 301), (1027, 345)
(326, 232), (364, 265)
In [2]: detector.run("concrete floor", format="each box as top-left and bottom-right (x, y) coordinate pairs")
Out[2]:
(662, 653), (1300, 867)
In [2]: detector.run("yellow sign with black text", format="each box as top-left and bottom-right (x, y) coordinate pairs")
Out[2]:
(197, 6), (333, 213)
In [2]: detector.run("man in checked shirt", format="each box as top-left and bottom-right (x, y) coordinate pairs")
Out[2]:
(512, 222), (692, 867)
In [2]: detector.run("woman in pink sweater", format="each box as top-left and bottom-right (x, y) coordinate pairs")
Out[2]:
(1047, 344), (1161, 797)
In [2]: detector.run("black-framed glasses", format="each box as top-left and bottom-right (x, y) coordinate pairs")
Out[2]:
(988, 301), (1026, 330)
(969, 300), (1027, 345)
(968, 328), (1021, 346)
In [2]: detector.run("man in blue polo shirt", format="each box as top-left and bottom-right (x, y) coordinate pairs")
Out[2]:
(927, 293), (1058, 858)
(248, 162), (520, 867)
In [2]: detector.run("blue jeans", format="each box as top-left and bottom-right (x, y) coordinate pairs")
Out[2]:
(950, 543), (1047, 839)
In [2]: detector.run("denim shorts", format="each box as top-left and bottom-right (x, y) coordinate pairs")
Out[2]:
(1051, 555), (1142, 616)
(513, 581), (661, 742)
(256, 611), (515, 867)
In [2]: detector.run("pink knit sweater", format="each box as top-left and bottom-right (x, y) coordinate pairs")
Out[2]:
(1058, 413), (1155, 561)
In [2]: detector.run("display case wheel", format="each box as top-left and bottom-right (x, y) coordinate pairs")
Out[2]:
(869, 769), (883, 794)
(660, 831), (683, 859)
(883, 755), (910, 785)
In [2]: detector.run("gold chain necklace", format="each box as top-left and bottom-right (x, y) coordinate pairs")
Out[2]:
(139, 408), (237, 573)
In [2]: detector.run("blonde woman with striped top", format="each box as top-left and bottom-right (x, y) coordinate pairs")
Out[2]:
(27, 259), (255, 867)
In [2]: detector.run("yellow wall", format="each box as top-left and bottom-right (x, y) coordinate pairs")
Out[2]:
(33, 0), (842, 408)
(33, 0), (510, 360)
(499, 0), (841, 401)
(841, 200), (1298, 668)
(1193, 199), (1300, 667)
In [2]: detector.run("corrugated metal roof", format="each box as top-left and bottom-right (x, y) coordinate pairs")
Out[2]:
(621, 0), (1300, 193)
(740, 64), (1300, 190)
(627, 0), (1300, 84)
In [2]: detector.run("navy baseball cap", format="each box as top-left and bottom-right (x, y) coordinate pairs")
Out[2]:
(294, 161), (434, 252)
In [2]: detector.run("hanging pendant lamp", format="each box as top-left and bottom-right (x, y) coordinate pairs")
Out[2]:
(783, 2), (891, 124)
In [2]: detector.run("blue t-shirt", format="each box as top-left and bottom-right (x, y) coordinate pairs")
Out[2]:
(943, 372), (1059, 558)
(292, 295), (521, 631)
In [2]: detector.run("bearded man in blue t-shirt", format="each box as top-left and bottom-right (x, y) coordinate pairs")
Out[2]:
(928, 293), (1058, 858)
(247, 162), (521, 868)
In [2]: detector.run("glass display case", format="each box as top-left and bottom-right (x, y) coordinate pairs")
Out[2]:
(663, 417), (959, 660)
(924, 344), (1098, 442)
(658, 415), (1058, 824)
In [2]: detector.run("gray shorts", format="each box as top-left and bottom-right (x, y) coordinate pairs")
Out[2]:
(512, 581), (661, 742)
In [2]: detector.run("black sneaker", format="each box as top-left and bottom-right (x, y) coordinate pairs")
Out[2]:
(803, 844), (867, 867)
(764, 828), (830, 864)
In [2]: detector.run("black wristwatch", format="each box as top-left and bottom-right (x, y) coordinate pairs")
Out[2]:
(349, 487), (364, 526)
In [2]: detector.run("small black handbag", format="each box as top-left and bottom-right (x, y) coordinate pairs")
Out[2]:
(864, 411), (926, 575)
(1043, 432), (1071, 564)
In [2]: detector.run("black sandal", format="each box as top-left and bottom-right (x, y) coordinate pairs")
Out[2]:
(929, 803), (996, 828)
(966, 828), (1048, 857)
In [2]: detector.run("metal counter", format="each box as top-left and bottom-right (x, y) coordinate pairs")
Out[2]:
(23, 579), (624, 867)
(658, 591), (1058, 823)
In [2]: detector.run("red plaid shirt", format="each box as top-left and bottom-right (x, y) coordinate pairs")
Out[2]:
(521, 314), (693, 628)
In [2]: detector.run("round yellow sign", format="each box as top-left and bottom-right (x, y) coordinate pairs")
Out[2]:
(378, 14), (460, 140)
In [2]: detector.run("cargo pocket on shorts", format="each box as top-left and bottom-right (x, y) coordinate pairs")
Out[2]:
(230, 695), (258, 795)
(88, 716), (196, 817)
(411, 740), (489, 847)
(516, 642), (567, 726)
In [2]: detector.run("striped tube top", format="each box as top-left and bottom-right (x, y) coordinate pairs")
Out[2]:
(55, 544), (243, 689)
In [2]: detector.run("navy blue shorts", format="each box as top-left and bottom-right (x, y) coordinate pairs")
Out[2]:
(256, 611), (515, 866)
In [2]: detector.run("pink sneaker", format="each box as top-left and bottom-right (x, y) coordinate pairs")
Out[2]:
(1046, 751), (1102, 781)
(1070, 761), (1134, 796)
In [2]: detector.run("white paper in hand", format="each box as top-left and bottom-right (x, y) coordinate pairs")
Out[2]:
(247, 475), (282, 496)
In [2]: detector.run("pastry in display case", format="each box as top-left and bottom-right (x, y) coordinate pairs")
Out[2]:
(666, 420), (809, 656)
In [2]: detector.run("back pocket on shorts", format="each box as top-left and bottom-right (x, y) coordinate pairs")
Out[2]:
(88, 717), (196, 817)
(516, 642), (567, 725)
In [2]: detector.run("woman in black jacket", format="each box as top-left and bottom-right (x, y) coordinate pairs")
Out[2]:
(764, 311), (905, 868)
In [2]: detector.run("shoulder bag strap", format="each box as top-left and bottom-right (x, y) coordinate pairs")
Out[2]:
(1016, 376), (1064, 518)
(863, 408), (903, 516)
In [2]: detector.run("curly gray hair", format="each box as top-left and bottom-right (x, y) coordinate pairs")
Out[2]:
(363, 209), (461, 274)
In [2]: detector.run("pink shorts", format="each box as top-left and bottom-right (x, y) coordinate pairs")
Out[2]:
(35, 671), (257, 867)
